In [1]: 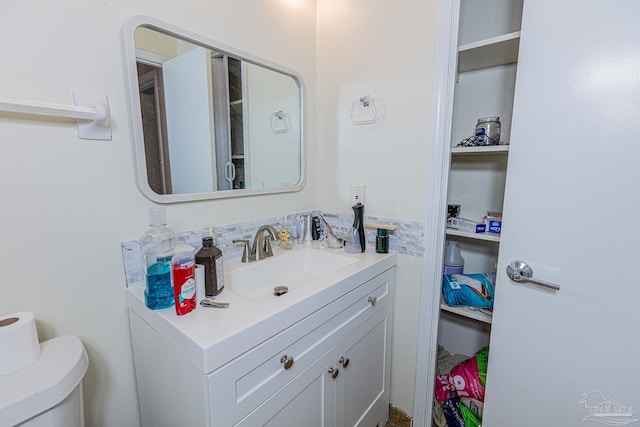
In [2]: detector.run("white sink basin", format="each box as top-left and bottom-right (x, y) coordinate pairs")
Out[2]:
(225, 247), (358, 304)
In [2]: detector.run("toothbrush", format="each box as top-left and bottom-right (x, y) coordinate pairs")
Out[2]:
(305, 213), (313, 243)
(296, 216), (305, 244)
(318, 214), (344, 245)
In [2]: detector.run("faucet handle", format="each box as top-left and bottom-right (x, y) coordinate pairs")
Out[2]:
(263, 234), (275, 258)
(232, 239), (255, 263)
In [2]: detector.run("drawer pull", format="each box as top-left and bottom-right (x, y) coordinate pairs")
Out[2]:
(328, 367), (339, 379)
(339, 357), (350, 368)
(280, 355), (294, 370)
(368, 296), (377, 306)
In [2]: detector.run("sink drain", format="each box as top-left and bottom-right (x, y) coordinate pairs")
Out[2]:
(273, 286), (289, 296)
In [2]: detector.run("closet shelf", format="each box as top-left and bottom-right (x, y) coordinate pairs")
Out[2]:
(440, 302), (493, 324)
(446, 228), (500, 242)
(451, 145), (509, 155)
(458, 31), (520, 72)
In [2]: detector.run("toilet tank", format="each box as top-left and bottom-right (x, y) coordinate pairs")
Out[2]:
(0, 335), (89, 427)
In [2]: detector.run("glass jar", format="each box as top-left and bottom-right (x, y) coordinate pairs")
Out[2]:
(475, 117), (501, 145)
(375, 229), (389, 254)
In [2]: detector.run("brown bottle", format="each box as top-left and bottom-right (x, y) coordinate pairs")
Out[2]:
(195, 237), (224, 297)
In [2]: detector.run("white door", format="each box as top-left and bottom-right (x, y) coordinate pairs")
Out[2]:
(484, 1), (640, 426)
(163, 47), (217, 193)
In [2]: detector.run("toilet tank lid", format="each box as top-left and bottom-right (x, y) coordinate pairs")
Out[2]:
(0, 335), (89, 426)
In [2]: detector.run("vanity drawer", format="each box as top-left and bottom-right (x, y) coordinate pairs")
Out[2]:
(207, 268), (394, 427)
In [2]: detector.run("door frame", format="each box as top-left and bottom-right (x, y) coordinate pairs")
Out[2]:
(413, 0), (461, 425)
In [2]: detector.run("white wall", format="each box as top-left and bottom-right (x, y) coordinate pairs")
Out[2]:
(245, 63), (302, 189)
(0, 1), (316, 425)
(316, 0), (438, 414)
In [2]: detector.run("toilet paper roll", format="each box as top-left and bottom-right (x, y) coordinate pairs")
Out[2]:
(0, 312), (40, 376)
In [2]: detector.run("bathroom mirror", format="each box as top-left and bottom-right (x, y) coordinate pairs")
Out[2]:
(123, 16), (305, 203)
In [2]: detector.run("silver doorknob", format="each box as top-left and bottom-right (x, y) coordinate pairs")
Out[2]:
(506, 261), (560, 291)
(339, 356), (350, 368)
(368, 296), (377, 306)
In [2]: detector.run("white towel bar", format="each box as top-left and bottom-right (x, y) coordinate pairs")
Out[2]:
(0, 91), (112, 140)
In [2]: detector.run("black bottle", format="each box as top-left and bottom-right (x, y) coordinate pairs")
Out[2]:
(311, 216), (322, 240)
(195, 237), (224, 297)
(345, 204), (366, 253)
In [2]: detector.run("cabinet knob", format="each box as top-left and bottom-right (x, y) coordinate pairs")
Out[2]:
(328, 367), (339, 379)
(367, 296), (377, 306)
(280, 355), (294, 370)
(339, 357), (350, 368)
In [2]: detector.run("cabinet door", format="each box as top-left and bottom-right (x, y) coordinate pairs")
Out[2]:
(235, 349), (337, 427)
(337, 308), (390, 427)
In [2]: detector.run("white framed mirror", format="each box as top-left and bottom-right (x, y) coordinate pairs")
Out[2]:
(123, 16), (305, 203)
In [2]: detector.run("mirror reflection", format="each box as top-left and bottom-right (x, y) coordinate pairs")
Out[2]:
(126, 20), (304, 202)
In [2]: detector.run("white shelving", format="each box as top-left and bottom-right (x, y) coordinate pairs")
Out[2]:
(446, 227), (500, 242)
(451, 145), (510, 156)
(457, 31), (520, 72)
(440, 302), (493, 324)
(438, 3), (521, 346)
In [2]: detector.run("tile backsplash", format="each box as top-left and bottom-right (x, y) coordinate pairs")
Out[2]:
(121, 210), (424, 287)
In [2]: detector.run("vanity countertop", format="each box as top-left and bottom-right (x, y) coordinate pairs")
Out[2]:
(126, 243), (396, 374)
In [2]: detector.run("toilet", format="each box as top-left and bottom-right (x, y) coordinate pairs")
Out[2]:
(0, 335), (88, 427)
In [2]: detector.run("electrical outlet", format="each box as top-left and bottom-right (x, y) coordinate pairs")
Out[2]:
(350, 185), (366, 205)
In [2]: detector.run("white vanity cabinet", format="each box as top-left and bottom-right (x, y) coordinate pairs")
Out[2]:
(128, 256), (395, 427)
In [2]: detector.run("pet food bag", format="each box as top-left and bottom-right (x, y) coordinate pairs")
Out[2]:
(442, 273), (495, 309)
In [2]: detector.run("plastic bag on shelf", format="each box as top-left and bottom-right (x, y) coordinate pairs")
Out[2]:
(442, 273), (495, 309)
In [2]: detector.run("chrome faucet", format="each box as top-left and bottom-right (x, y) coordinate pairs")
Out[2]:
(253, 225), (278, 260)
(233, 224), (279, 263)
(232, 239), (255, 263)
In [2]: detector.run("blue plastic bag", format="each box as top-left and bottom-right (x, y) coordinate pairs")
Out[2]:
(442, 273), (495, 309)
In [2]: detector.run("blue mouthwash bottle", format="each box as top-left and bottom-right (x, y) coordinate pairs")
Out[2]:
(140, 207), (175, 309)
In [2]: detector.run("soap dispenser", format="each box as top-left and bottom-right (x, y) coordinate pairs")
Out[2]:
(344, 204), (366, 253)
